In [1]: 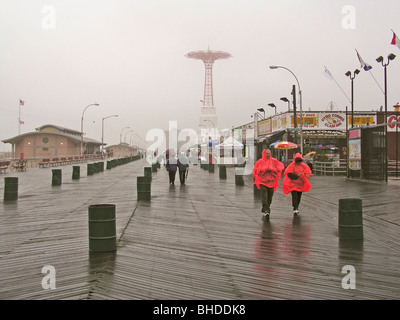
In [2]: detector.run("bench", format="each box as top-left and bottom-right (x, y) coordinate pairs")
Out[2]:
(0, 160), (10, 173)
(38, 158), (51, 168)
(11, 160), (26, 172)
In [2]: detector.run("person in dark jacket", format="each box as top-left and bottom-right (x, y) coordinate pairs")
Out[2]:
(166, 151), (178, 185)
(178, 152), (189, 185)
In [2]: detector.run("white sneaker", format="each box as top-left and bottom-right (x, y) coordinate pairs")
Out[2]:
(264, 212), (270, 219)
(293, 209), (299, 216)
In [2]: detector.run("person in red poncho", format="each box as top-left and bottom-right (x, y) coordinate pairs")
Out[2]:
(253, 149), (284, 218)
(283, 153), (312, 216)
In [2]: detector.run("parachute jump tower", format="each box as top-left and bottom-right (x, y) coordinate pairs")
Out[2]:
(186, 47), (232, 132)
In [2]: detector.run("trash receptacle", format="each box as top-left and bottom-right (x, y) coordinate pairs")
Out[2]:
(4, 177), (18, 201)
(72, 166), (80, 180)
(338, 198), (363, 239)
(88, 204), (117, 252)
(137, 176), (151, 201)
(52, 169), (62, 186)
(219, 165), (226, 179)
(87, 163), (94, 176)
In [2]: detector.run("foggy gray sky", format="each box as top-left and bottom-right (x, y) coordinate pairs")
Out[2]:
(1, 0), (400, 151)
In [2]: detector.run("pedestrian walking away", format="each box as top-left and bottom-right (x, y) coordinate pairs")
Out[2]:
(282, 153), (312, 216)
(177, 152), (189, 185)
(253, 149), (284, 219)
(166, 151), (178, 185)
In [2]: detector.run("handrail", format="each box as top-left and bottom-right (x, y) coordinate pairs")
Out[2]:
(313, 160), (347, 176)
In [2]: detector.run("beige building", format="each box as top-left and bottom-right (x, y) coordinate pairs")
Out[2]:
(2, 124), (102, 159)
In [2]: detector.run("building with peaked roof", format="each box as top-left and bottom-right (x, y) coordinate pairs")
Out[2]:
(2, 124), (103, 159)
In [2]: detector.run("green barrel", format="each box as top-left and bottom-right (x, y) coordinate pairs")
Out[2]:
(208, 164), (214, 173)
(219, 165), (227, 179)
(137, 176), (151, 201)
(87, 163), (94, 176)
(88, 204), (117, 252)
(93, 162), (99, 173)
(52, 169), (62, 186)
(152, 163), (157, 172)
(4, 177), (18, 201)
(106, 161), (112, 170)
(98, 162), (104, 172)
(235, 174), (244, 186)
(338, 198), (363, 239)
(144, 167), (152, 178)
(72, 166), (80, 179)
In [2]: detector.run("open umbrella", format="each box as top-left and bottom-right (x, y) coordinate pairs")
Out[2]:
(272, 141), (299, 163)
(272, 141), (299, 149)
(304, 151), (316, 158)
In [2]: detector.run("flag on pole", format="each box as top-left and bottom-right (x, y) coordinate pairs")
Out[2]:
(355, 49), (372, 71)
(323, 67), (334, 80)
(391, 30), (400, 49)
(19, 99), (25, 106)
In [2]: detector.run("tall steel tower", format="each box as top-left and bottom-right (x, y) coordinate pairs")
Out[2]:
(186, 47), (232, 107)
(186, 47), (232, 140)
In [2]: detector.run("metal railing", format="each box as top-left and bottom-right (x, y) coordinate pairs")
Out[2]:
(313, 160), (347, 176)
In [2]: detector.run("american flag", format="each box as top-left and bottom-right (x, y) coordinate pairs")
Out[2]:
(19, 99), (25, 106)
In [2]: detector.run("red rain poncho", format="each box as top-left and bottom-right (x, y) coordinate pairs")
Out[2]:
(253, 150), (284, 191)
(283, 153), (312, 194)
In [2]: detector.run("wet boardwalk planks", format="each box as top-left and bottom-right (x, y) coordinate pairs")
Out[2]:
(0, 160), (399, 300)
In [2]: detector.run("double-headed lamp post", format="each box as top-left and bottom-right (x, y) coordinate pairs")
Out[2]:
(81, 103), (100, 156)
(345, 69), (360, 128)
(102, 114), (118, 154)
(376, 53), (396, 182)
(270, 65), (303, 154)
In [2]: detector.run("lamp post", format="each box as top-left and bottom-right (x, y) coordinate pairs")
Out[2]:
(81, 103), (100, 157)
(102, 114), (118, 154)
(345, 69), (360, 128)
(257, 108), (265, 119)
(376, 53), (396, 126)
(376, 54), (396, 182)
(124, 130), (134, 143)
(268, 103), (277, 115)
(270, 65), (303, 154)
(280, 97), (290, 111)
(120, 127), (130, 144)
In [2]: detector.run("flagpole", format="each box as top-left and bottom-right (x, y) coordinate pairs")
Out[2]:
(324, 66), (351, 103)
(368, 70), (385, 94)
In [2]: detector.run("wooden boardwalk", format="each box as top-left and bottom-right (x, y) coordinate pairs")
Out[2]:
(0, 159), (399, 300)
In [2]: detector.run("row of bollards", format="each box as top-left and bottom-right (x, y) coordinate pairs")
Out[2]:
(136, 163), (159, 201)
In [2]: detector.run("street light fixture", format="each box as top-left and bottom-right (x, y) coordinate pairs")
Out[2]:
(345, 69), (360, 128)
(102, 114), (118, 154)
(268, 103), (277, 115)
(81, 103), (100, 156)
(376, 53), (396, 182)
(280, 97), (290, 111)
(257, 108), (265, 119)
(269, 65), (304, 154)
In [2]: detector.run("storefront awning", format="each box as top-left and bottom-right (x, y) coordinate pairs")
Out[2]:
(255, 129), (286, 142)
